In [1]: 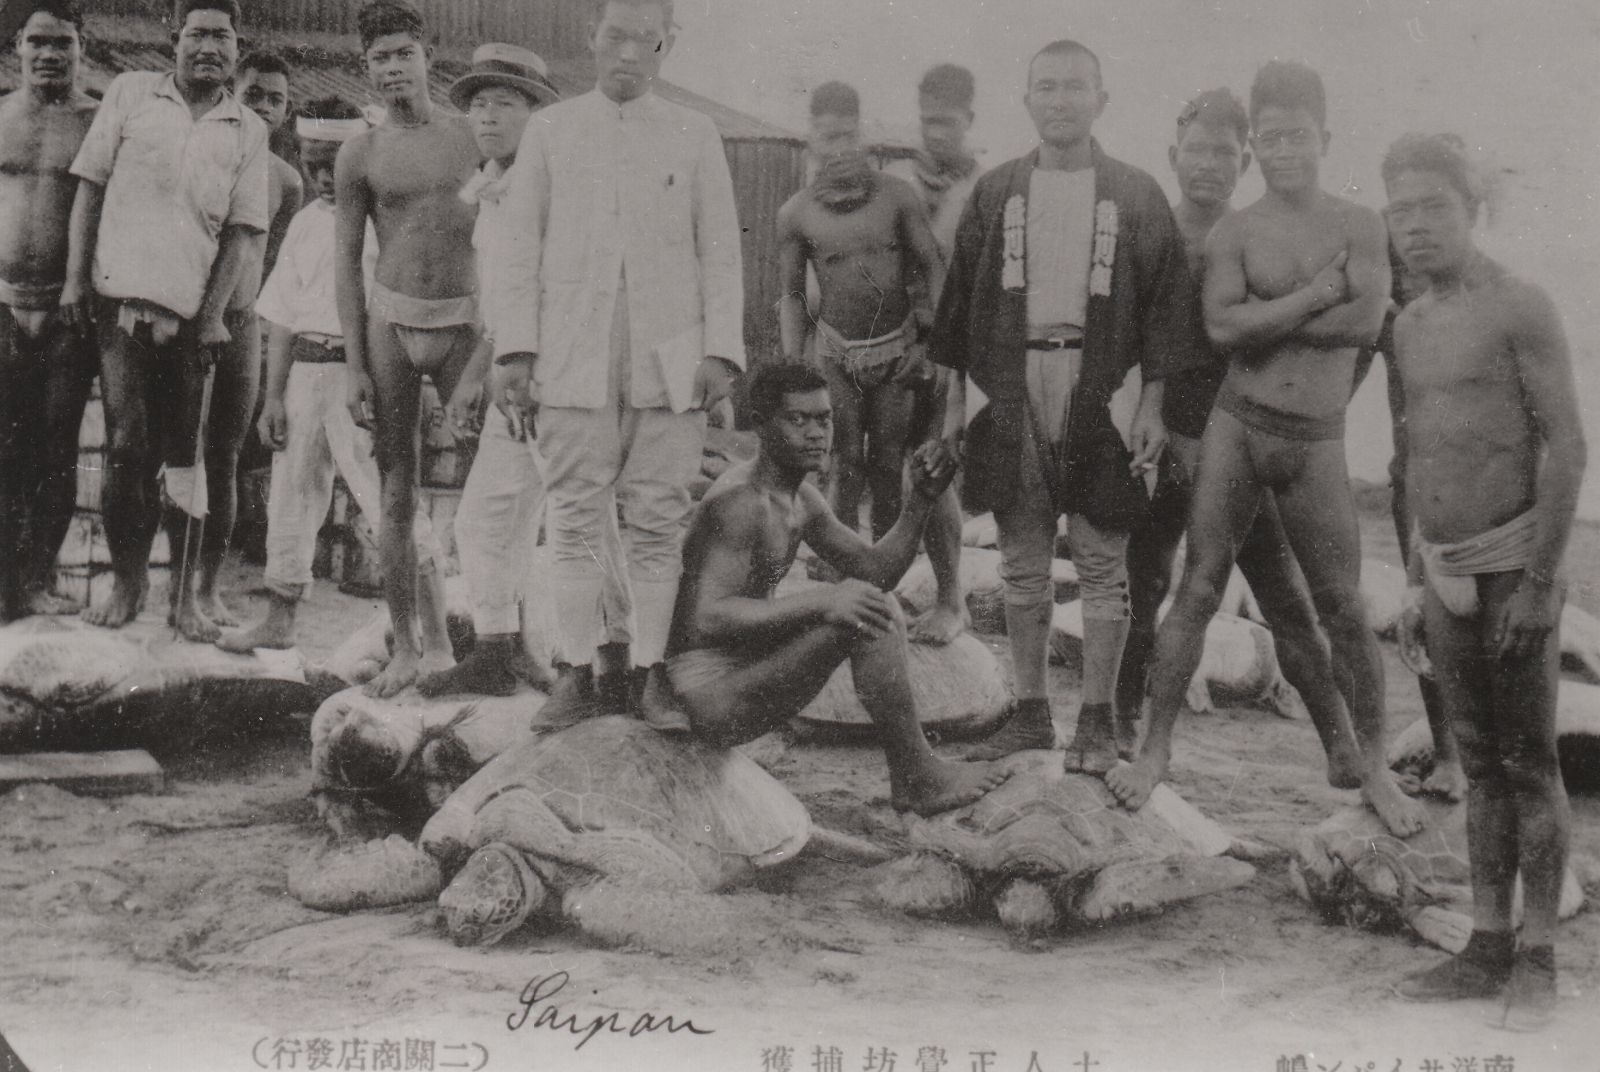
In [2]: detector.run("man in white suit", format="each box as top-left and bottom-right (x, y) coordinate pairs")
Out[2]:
(491, 0), (744, 728)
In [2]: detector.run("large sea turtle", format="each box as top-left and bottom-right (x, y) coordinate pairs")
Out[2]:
(872, 750), (1257, 934)
(1292, 797), (1585, 953)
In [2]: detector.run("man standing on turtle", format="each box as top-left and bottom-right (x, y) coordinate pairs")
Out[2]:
(1115, 89), (1367, 789)
(776, 81), (964, 645)
(63, 0), (268, 638)
(0, 0), (99, 620)
(490, 0), (744, 729)
(929, 39), (1203, 771)
(665, 362), (1007, 816)
(335, 0), (478, 697)
(1103, 61), (1426, 840)
(1385, 133), (1585, 1028)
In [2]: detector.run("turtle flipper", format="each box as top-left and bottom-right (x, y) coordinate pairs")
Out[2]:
(1072, 855), (1255, 922)
(871, 853), (977, 918)
(562, 880), (739, 954)
(288, 835), (443, 912)
(1408, 905), (1472, 953)
(438, 842), (548, 947)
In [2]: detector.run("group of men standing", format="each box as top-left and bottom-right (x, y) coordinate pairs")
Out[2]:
(0, 0), (1584, 1028)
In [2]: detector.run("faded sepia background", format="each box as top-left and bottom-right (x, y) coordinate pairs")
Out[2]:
(671, 0), (1600, 513)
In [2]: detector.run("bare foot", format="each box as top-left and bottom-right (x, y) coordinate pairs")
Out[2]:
(216, 615), (296, 654)
(1061, 703), (1119, 775)
(1113, 707), (1141, 762)
(891, 758), (1010, 817)
(1362, 768), (1429, 837)
(908, 602), (969, 646)
(1105, 746), (1169, 811)
(416, 648), (457, 680)
(195, 591), (239, 628)
(364, 646), (421, 698)
(25, 587), (83, 616)
(169, 599), (220, 643)
(1415, 758), (1467, 802)
(82, 576), (146, 628)
(1324, 741), (1365, 791)
(416, 647), (516, 698)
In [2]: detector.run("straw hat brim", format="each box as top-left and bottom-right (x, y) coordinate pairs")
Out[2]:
(449, 72), (560, 111)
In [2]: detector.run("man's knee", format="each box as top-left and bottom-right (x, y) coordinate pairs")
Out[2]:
(1309, 583), (1368, 634)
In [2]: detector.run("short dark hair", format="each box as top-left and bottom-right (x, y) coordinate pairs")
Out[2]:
(358, 0), (425, 52)
(749, 363), (828, 424)
(18, 0), (84, 32)
(810, 81), (859, 120)
(919, 64), (974, 110)
(591, 0), (675, 32)
(173, 0), (240, 32)
(1028, 39), (1101, 90)
(1249, 60), (1325, 129)
(238, 49), (290, 80)
(1177, 88), (1248, 146)
(1382, 132), (1482, 211)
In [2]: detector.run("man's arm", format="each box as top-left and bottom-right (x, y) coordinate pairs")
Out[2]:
(60, 178), (103, 332)
(1293, 206), (1391, 348)
(333, 138), (375, 423)
(256, 320), (294, 449)
(804, 456), (956, 586)
(1202, 216), (1346, 352)
(897, 182), (946, 335)
(488, 118), (551, 408)
(775, 198), (811, 364)
(928, 181), (986, 453)
(691, 115), (745, 371)
(192, 224), (259, 346)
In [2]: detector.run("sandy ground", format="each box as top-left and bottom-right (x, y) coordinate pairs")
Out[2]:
(1, 501), (1597, 1072)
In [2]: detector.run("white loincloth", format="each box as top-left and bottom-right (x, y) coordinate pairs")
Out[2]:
(1415, 510), (1538, 617)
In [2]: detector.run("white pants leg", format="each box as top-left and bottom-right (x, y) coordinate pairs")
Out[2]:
(262, 363), (337, 599)
(455, 413), (541, 635)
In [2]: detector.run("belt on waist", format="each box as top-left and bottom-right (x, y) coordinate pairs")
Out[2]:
(1025, 337), (1084, 351)
(291, 333), (346, 363)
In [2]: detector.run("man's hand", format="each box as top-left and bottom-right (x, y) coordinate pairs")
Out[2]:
(1397, 586), (1434, 678)
(821, 577), (897, 638)
(347, 368), (377, 431)
(1308, 249), (1350, 311)
(909, 441), (958, 501)
(1497, 575), (1562, 661)
(1129, 404), (1168, 474)
(445, 379), (484, 442)
(495, 351), (537, 416)
(694, 355), (740, 411)
(59, 279), (94, 336)
(258, 395), (288, 451)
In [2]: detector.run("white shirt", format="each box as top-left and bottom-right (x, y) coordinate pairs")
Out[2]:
(255, 199), (377, 338)
(71, 72), (268, 319)
(1026, 168), (1095, 332)
(490, 89), (746, 412)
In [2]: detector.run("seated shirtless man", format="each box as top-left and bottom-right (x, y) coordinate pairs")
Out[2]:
(1385, 134), (1585, 1028)
(776, 82), (966, 645)
(1107, 61), (1425, 838)
(335, 0), (479, 696)
(666, 362), (1007, 816)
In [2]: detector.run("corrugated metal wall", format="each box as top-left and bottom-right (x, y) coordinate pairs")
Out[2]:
(87, 0), (596, 55)
(724, 138), (805, 366)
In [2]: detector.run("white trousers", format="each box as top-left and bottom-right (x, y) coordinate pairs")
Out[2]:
(263, 361), (441, 599)
(455, 407), (630, 640)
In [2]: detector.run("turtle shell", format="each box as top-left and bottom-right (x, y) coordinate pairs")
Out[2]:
(422, 716), (810, 893)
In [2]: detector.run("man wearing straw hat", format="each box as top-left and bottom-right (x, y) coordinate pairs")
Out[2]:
(415, 45), (629, 698)
(217, 97), (447, 657)
(490, 0), (745, 728)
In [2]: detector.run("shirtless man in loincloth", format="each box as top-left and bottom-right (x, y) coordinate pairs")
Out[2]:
(187, 49), (306, 634)
(1385, 134), (1585, 1027)
(335, 0), (479, 697)
(777, 82), (963, 644)
(0, 1), (98, 619)
(665, 362), (1007, 816)
(1116, 89), (1365, 782)
(1106, 61), (1425, 838)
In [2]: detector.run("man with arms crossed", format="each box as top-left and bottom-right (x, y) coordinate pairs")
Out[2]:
(932, 40), (1199, 771)
(336, 0), (479, 696)
(776, 81), (963, 644)
(667, 363), (1005, 815)
(492, 0), (743, 728)
(1386, 134), (1585, 1027)
(1116, 89), (1365, 783)
(63, 0), (267, 638)
(0, 0), (97, 619)
(1106, 61), (1423, 837)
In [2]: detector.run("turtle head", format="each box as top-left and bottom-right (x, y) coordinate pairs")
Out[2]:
(438, 842), (548, 947)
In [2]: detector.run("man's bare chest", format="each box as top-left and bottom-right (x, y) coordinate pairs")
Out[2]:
(802, 200), (903, 265)
(0, 111), (86, 179)
(1240, 214), (1347, 299)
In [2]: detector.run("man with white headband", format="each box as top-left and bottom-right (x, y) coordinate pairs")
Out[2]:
(217, 97), (447, 656)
